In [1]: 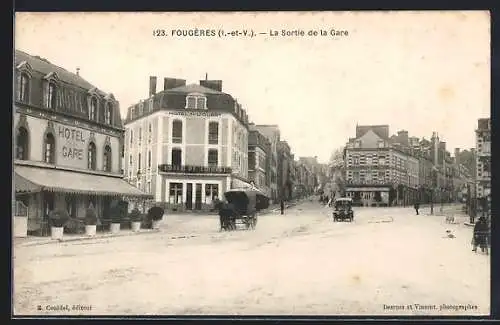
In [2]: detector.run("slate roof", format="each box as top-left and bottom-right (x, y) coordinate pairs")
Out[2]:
(355, 125), (390, 140)
(166, 83), (223, 94)
(15, 49), (107, 96)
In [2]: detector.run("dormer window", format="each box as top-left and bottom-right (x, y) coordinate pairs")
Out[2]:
(89, 97), (98, 121)
(47, 82), (57, 109)
(105, 102), (113, 124)
(18, 73), (30, 103)
(185, 93), (207, 109)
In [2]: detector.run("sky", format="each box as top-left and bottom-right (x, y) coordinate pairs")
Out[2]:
(14, 11), (490, 163)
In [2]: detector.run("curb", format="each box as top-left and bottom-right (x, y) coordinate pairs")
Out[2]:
(15, 229), (162, 247)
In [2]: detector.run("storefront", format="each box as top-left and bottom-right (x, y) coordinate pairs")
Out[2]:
(15, 165), (153, 236)
(345, 186), (391, 207)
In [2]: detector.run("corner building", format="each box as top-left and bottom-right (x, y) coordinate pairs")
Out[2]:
(13, 50), (151, 236)
(123, 77), (250, 212)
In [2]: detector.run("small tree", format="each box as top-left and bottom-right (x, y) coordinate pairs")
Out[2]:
(148, 206), (164, 221)
(49, 209), (70, 228)
(129, 207), (142, 222)
(85, 203), (98, 226)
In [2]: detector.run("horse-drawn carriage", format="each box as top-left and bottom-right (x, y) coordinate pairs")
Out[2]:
(217, 189), (270, 231)
(332, 197), (354, 222)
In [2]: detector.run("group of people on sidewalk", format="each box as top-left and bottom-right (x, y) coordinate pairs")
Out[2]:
(412, 201), (490, 255)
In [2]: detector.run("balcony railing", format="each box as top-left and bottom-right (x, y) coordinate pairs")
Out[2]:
(158, 164), (232, 174)
(345, 179), (393, 186)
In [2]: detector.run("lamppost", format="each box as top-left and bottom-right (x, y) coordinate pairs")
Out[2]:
(430, 166), (438, 215)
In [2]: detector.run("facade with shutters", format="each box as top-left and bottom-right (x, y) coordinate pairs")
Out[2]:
(123, 76), (251, 212)
(13, 49), (151, 236)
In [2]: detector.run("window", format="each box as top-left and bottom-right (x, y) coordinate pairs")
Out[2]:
(148, 150), (152, 168)
(89, 97), (98, 121)
(138, 153), (142, 170)
(121, 145), (124, 158)
(87, 142), (96, 170)
(16, 127), (29, 160)
(208, 149), (218, 167)
(130, 130), (134, 144)
(44, 133), (55, 164)
(186, 95), (207, 109)
(172, 148), (182, 167)
(47, 82), (57, 109)
(103, 145), (112, 172)
(169, 183), (183, 204)
(172, 120), (183, 143)
(65, 194), (77, 218)
(129, 154), (133, 166)
(186, 97), (196, 109)
(147, 181), (151, 194)
(105, 102), (113, 124)
(148, 123), (152, 143)
(139, 128), (142, 144)
(19, 73), (30, 103)
(205, 184), (219, 204)
(208, 122), (219, 145)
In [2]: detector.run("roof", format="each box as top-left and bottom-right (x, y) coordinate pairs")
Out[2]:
(15, 166), (153, 198)
(166, 83), (223, 94)
(15, 49), (107, 96)
(355, 125), (390, 140)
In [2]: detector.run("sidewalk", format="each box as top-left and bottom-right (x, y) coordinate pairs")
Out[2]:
(14, 228), (164, 248)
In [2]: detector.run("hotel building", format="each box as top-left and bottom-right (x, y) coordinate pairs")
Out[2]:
(123, 77), (251, 212)
(13, 50), (151, 236)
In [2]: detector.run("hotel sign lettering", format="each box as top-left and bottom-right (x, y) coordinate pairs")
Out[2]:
(169, 111), (221, 118)
(58, 126), (86, 160)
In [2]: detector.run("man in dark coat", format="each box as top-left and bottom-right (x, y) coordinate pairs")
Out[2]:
(472, 216), (489, 254)
(414, 201), (420, 215)
(280, 199), (285, 215)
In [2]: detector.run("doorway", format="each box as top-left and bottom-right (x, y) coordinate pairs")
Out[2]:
(186, 183), (193, 210)
(195, 183), (202, 210)
(43, 192), (55, 217)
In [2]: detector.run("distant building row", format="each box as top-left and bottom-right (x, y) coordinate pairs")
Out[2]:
(341, 124), (474, 207)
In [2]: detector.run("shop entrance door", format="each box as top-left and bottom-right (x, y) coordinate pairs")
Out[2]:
(195, 183), (202, 210)
(186, 183), (193, 210)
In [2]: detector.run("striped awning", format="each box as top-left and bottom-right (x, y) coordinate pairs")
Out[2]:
(14, 165), (153, 198)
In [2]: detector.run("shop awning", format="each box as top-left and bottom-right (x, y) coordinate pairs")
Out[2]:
(14, 166), (153, 198)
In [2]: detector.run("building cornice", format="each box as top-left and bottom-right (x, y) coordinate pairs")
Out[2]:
(15, 102), (124, 137)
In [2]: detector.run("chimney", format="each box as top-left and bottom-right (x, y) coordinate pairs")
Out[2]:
(200, 79), (223, 92)
(164, 78), (186, 90)
(76, 67), (80, 76)
(454, 148), (460, 164)
(397, 130), (409, 145)
(149, 76), (157, 97)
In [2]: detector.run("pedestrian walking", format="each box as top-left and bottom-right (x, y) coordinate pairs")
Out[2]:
(280, 199), (285, 215)
(472, 216), (489, 255)
(414, 201), (420, 215)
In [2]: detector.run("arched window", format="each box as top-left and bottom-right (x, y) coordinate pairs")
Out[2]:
(19, 73), (30, 103)
(16, 127), (29, 160)
(103, 145), (112, 172)
(47, 82), (57, 109)
(88, 142), (96, 170)
(44, 133), (55, 164)
(172, 120), (182, 143)
(89, 97), (98, 121)
(105, 102), (113, 124)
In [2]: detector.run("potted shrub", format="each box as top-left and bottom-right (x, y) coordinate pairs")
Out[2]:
(84, 204), (98, 236)
(109, 204), (122, 234)
(49, 209), (69, 240)
(148, 206), (164, 230)
(129, 208), (142, 232)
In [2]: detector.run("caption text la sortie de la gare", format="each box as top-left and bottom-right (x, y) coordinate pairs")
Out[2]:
(153, 28), (349, 38)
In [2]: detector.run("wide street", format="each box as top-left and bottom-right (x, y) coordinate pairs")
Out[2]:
(13, 200), (490, 316)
